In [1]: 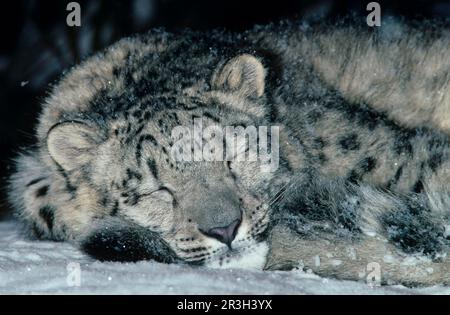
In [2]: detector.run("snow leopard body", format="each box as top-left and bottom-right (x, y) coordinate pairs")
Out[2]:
(8, 19), (450, 286)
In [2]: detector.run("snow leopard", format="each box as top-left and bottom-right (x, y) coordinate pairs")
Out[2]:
(8, 18), (450, 287)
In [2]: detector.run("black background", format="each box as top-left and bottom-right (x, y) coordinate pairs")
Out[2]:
(0, 0), (449, 217)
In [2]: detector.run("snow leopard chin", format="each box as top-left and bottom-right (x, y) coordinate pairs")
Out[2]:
(203, 241), (269, 270)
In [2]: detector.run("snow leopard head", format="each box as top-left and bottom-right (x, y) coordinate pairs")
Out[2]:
(39, 33), (288, 268)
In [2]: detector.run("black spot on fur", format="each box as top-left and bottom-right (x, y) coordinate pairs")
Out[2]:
(427, 136), (445, 151)
(312, 137), (327, 150)
(56, 165), (77, 197)
(32, 223), (44, 239)
(126, 168), (143, 182)
(393, 132), (414, 156)
(388, 165), (404, 188)
(360, 157), (377, 172)
(126, 191), (142, 206)
(428, 151), (444, 171)
(66, 183), (77, 196)
(168, 112), (181, 125)
(338, 133), (360, 152)
(136, 134), (159, 164)
(111, 201), (119, 216)
(36, 185), (49, 197)
(355, 108), (380, 131)
(382, 197), (445, 255)
(39, 206), (55, 231)
(317, 152), (328, 164)
(412, 179), (424, 193)
(112, 67), (120, 77)
(143, 111), (152, 121)
(81, 219), (179, 263)
(133, 124), (145, 137)
(347, 170), (359, 183)
(101, 196), (109, 207)
(132, 109), (142, 118)
(133, 80), (152, 99)
(306, 108), (324, 124)
(203, 111), (221, 123)
(146, 159), (159, 178)
(323, 95), (398, 133)
(348, 157), (377, 182)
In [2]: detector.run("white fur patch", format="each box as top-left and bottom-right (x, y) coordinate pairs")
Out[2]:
(205, 241), (269, 270)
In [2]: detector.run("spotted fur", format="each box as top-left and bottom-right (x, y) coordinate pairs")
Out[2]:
(8, 19), (450, 286)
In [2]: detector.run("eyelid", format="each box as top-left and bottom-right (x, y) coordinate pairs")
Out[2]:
(141, 186), (171, 195)
(141, 187), (174, 202)
(158, 186), (174, 195)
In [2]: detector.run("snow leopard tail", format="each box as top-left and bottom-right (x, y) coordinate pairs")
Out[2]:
(267, 172), (450, 286)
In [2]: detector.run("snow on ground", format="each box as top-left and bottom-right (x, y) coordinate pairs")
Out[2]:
(0, 219), (448, 294)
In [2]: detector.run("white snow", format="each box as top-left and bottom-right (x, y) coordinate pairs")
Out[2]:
(0, 219), (448, 294)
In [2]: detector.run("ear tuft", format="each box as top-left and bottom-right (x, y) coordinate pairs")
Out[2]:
(212, 54), (265, 98)
(47, 121), (100, 171)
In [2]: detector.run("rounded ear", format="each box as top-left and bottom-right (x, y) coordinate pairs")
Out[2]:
(212, 54), (266, 98)
(47, 121), (102, 171)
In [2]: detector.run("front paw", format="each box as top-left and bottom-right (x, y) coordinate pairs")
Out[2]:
(80, 218), (179, 263)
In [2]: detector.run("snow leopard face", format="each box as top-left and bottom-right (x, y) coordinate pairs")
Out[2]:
(40, 53), (285, 267)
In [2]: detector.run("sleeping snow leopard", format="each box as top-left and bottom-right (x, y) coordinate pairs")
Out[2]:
(8, 19), (450, 286)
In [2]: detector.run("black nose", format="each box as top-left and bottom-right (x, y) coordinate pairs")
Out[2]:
(200, 219), (241, 248)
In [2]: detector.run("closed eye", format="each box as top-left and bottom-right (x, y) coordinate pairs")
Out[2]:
(140, 187), (174, 203)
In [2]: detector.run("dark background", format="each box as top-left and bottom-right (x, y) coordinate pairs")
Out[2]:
(0, 0), (449, 217)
